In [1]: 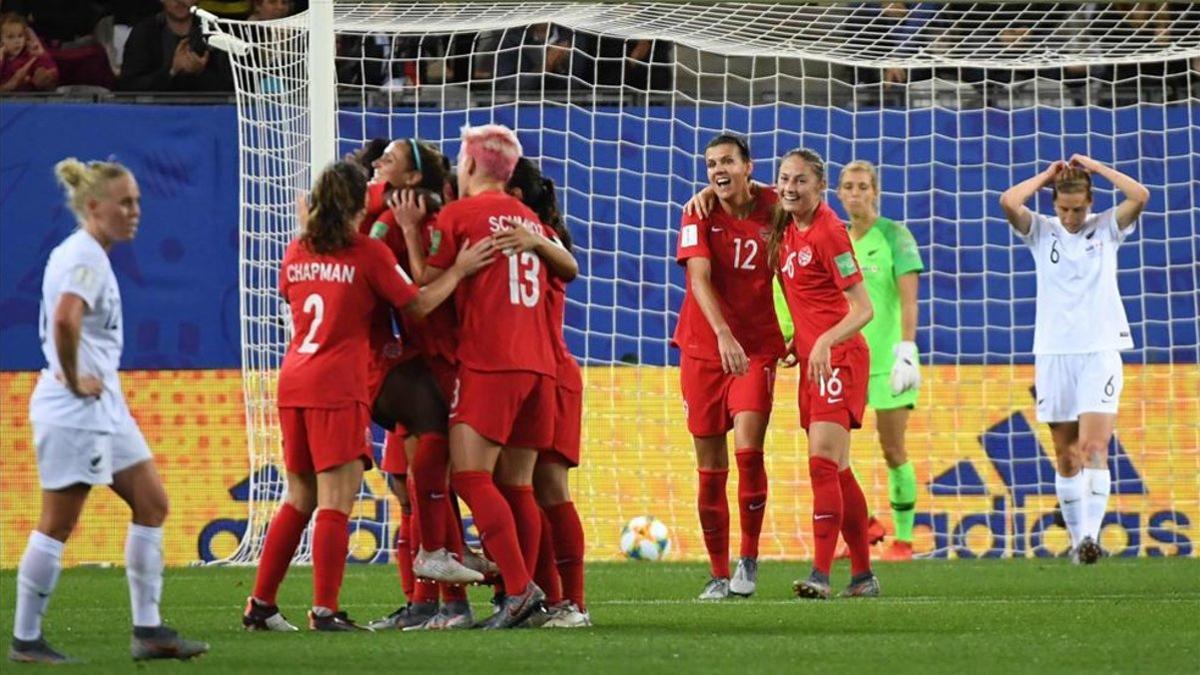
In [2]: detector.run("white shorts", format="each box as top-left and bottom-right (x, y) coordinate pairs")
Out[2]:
(33, 418), (153, 491)
(1034, 351), (1123, 424)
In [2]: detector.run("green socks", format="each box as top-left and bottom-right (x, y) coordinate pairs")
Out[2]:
(888, 461), (917, 543)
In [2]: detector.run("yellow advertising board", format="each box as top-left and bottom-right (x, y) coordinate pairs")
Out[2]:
(1, 365), (1195, 567)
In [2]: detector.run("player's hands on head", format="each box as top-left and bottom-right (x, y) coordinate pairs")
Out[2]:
(1068, 154), (1101, 173)
(490, 225), (539, 255)
(683, 186), (718, 219)
(451, 238), (496, 277)
(1042, 159), (1068, 184)
(389, 189), (428, 233)
(716, 327), (750, 376)
(807, 336), (832, 382)
(56, 372), (102, 398)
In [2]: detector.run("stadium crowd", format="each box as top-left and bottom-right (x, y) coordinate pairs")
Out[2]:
(0, 1), (1195, 103)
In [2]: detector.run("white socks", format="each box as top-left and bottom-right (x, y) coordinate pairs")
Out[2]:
(1054, 472), (1086, 549)
(1082, 467), (1111, 543)
(125, 523), (164, 628)
(13, 531), (64, 641)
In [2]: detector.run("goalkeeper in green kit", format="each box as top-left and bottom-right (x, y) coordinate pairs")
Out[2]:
(776, 160), (923, 561)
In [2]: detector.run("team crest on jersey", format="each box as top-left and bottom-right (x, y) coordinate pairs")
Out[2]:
(796, 246), (813, 267)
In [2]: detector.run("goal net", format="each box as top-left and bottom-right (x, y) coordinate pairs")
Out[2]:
(208, 1), (1200, 563)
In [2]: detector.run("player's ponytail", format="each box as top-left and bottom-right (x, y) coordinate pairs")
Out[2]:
(1052, 167), (1093, 202)
(508, 157), (571, 252)
(54, 157), (132, 222)
(304, 160), (368, 255)
(766, 147), (826, 271)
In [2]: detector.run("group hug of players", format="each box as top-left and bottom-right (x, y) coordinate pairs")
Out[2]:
(10, 123), (1148, 660)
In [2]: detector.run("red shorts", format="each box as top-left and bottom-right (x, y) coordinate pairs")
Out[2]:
(797, 342), (868, 431)
(450, 366), (555, 448)
(379, 429), (408, 475)
(279, 404), (373, 474)
(547, 385), (582, 467)
(680, 353), (776, 437)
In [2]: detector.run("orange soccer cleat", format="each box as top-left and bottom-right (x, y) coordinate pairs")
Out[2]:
(880, 540), (914, 562)
(835, 516), (889, 559)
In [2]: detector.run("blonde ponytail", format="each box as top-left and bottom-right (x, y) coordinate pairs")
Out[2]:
(54, 157), (132, 219)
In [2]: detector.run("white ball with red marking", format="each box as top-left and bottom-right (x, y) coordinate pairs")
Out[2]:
(620, 516), (670, 561)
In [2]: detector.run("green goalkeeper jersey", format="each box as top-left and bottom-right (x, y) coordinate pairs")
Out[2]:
(851, 216), (924, 374)
(773, 276), (793, 345)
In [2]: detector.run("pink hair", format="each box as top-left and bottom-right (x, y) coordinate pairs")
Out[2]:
(460, 124), (523, 183)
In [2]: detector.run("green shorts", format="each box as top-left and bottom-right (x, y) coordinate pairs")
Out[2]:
(867, 372), (918, 411)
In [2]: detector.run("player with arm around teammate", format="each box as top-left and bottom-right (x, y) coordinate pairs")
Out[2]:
(999, 155), (1148, 564)
(675, 135), (785, 600)
(242, 160), (491, 632)
(768, 149), (879, 600)
(11, 158), (208, 664)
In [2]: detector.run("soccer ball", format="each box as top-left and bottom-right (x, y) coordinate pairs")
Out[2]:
(620, 516), (670, 561)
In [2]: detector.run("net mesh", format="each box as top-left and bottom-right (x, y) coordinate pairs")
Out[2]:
(213, 1), (1200, 563)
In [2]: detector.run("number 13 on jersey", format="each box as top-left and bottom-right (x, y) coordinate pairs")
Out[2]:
(509, 252), (540, 307)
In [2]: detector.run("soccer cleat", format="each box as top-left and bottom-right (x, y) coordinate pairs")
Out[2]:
(1076, 536), (1102, 565)
(462, 547), (501, 580)
(793, 571), (832, 600)
(366, 602), (437, 630)
(880, 541), (914, 562)
(839, 574), (881, 598)
(308, 610), (373, 632)
(542, 601), (592, 628)
(729, 557), (758, 597)
(698, 577), (730, 600)
(476, 581), (546, 630)
(404, 601), (474, 631)
(130, 625), (209, 661)
(242, 597), (299, 632)
(517, 602), (553, 628)
(413, 547), (485, 584)
(867, 516), (887, 545)
(9, 636), (71, 664)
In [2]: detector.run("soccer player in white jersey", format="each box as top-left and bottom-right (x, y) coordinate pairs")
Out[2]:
(999, 155), (1149, 565)
(10, 159), (209, 664)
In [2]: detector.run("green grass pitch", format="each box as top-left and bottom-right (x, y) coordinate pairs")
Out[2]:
(2, 559), (1197, 673)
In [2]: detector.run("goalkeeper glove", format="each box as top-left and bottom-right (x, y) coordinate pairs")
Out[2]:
(889, 340), (920, 395)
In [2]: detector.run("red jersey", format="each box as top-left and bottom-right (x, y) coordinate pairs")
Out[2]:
(278, 234), (419, 407)
(361, 209), (460, 363)
(777, 201), (867, 358)
(547, 275), (583, 391)
(426, 191), (557, 376)
(673, 188), (785, 360)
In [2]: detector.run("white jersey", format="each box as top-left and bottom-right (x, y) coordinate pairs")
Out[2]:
(1018, 207), (1135, 355)
(29, 229), (131, 432)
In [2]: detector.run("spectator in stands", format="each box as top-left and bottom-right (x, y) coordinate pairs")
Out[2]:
(474, 24), (575, 93)
(248, 0), (293, 21)
(0, 12), (58, 92)
(197, 0), (250, 19)
(1092, 2), (1190, 104)
(592, 37), (673, 92)
(112, 0), (162, 72)
(1, 0), (115, 89)
(120, 0), (234, 92)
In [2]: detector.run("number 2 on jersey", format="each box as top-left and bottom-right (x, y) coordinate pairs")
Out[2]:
(297, 293), (324, 354)
(508, 252), (541, 307)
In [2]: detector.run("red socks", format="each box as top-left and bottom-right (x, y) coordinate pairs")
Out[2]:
(697, 468), (731, 579)
(735, 449), (768, 559)
(451, 471), (530, 592)
(546, 501), (585, 610)
(396, 509), (415, 599)
(498, 484), (542, 573)
(809, 456), (843, 576)
(311, 509), (349, 611)
(252, 502), (310, 605)
(412, 433), (450, 551)
(838, 468), (872, 577)
(534, 509), (563, 605)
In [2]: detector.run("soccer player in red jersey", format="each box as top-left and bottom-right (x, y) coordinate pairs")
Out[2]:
(767, 149), (879, 600)
(361, 139), (486, 631)
(674, 135), (785, 600)
(242, 160), (492, 632)
(502, 158), (590, 627)
(421, 124), (575, 629)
